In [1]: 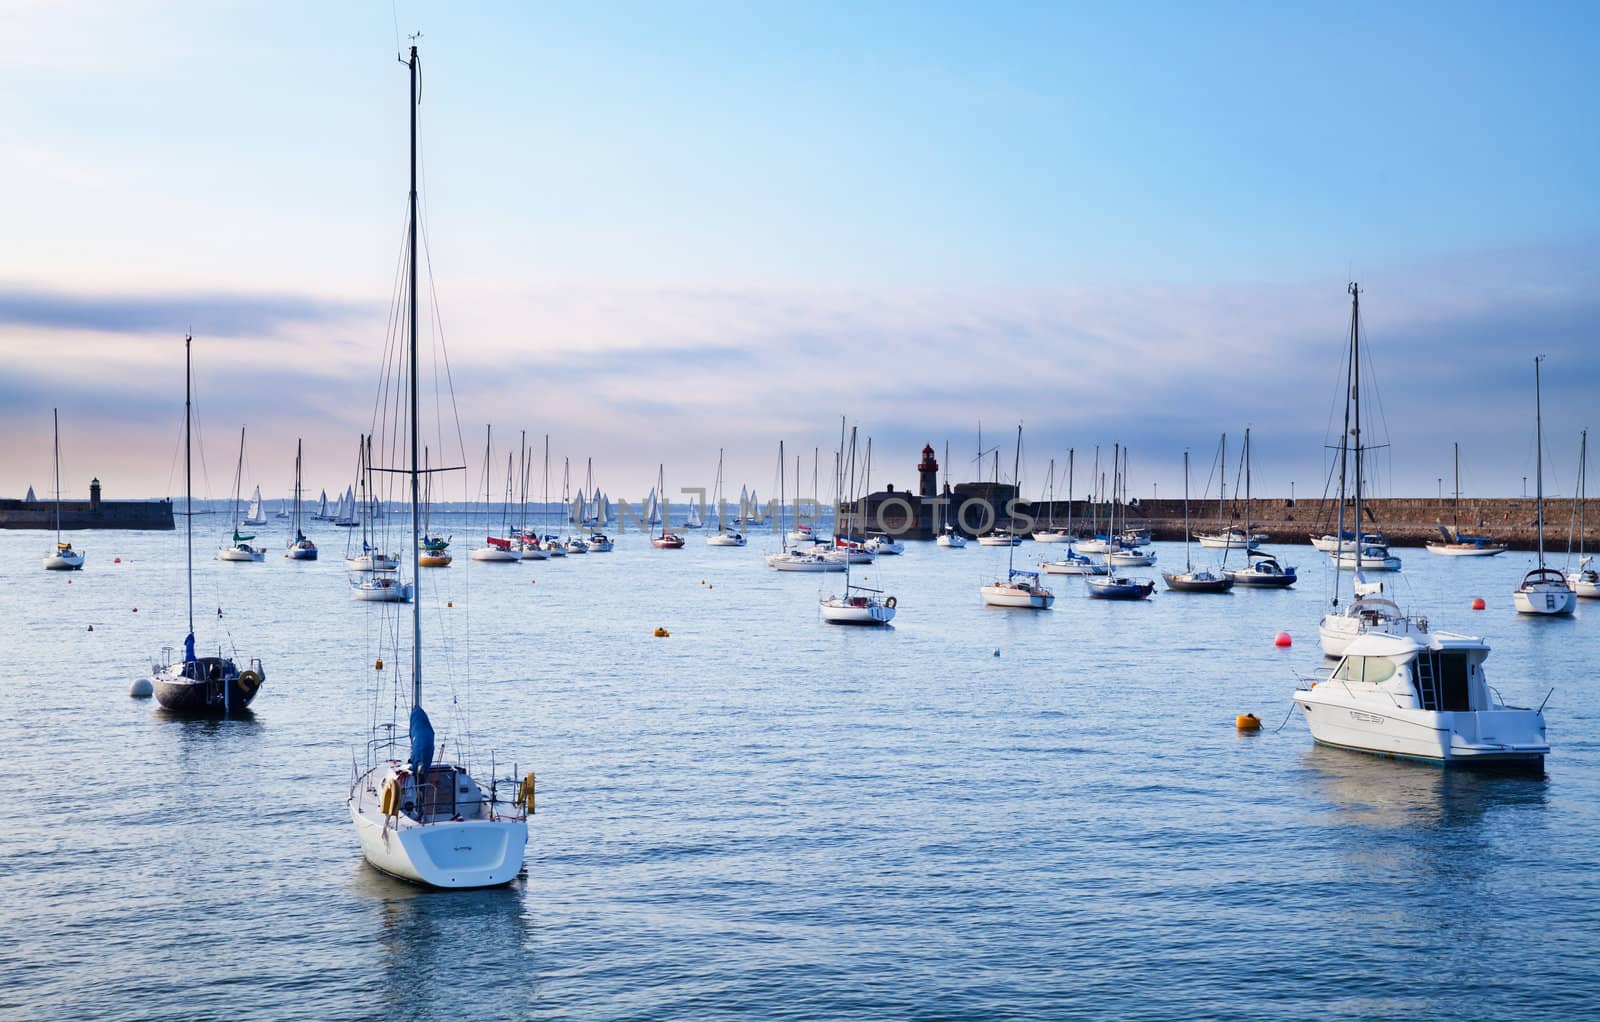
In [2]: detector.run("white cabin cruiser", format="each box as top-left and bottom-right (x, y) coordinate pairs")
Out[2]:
(1294, 632), (1548, 768)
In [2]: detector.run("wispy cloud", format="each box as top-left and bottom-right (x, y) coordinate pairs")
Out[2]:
(0, 282), (371, 338)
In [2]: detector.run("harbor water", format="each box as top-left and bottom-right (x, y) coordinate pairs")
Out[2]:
(2, 521), (1597, 1019)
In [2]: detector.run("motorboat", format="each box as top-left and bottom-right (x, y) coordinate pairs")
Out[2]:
(865, 533), (904, 555)
(1330, 543), (1402, 572)
(1294, 631), (1548, 767)
(1225, 551), (1297, 589)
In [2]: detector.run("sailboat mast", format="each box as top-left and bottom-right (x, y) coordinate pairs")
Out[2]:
(407, 44), (422, 709)
(1067, 449), (1075, 536)
(779, 440), (787, 551)
(233, 427), (246, 533)
(1453, 442), (1461, 530)
(1351, 283), (1364, 573)
(1535, 355), (1545, 567)
(1243, 428), (1252, 542)
(1009, 425), (1022, 574)
(184, 337), (194, 640)
(52, 407), (61, 542)
(1332, 290), (1353, 604)
(1183, 449), (1192, 571)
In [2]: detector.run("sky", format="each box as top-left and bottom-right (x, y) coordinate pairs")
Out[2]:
(2, 0), (1597, 506)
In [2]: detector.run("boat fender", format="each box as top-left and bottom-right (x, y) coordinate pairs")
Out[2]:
(380, 777), (400, 817)
(884, 596), (897, 609)
(238, 669), (262, 693)
(516, 771), (536, 814)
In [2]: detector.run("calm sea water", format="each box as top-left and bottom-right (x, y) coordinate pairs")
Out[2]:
(2, 517), (1597, 1020)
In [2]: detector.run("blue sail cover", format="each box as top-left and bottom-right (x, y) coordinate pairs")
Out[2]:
(408, 705), (435, 776)
(183, 632), (196, 663)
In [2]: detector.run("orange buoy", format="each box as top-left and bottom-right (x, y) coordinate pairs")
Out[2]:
(1274, 632), (1292, 648)
(653, 627), (670, 637)
(1236, 712), (1262, 731)
(447, 600), (453, 607)
(1471, 597), (1486, 610)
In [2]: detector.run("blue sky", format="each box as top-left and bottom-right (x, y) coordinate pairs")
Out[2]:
(1, 1), (1596, 503)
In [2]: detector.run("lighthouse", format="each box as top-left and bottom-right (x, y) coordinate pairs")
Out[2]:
(918, 444), (939, 499)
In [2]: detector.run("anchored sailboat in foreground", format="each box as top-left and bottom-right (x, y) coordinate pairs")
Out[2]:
(151, 336), (266, 715)
(348, 44), (530, 887)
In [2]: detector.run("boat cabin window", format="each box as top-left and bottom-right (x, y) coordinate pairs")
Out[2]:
(1334, 655), (1397, 685)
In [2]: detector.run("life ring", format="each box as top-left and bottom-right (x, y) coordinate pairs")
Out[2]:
(884, 596), (897, 609)
(237, 669), (262, 693)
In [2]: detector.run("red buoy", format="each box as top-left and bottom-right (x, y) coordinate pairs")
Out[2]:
(1274, 631), (1292, 648)
(114, 557), (122, 563)
(1472, 597), (1486, 610)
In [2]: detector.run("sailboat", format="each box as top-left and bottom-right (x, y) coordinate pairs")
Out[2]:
(1042, 448), (1106, 574)
(345, 436), (400, 572)
(981, 426), (1055, 608)
(1104, 446), (1156, 566)
(151, 336), (266, 714)
(333, 485), (359, 527)
(1084, 442), (1155, 600)
(560, 458), (588, 552)
(651, 464), (686, 548)
(1567, 431), (1598, 598)
(1163, 450), (1233, 593)
(1222, 428), (1296, 588)
(1427, 444), (1508, 556)
(417, 446), (453, 567)
(535, 436), (566, 557)
(1319, 284), (1425, 656)
(767, 441), (839, 571)
(243, 485), (268, 526)
(1195, 433), (1265, 549)
(1513, 356), (1577, 615)
(275, 499), (291, 520)
(41, 409), (85, 570)
(934, 441), (967, 548)
(313, 488), (330, 520)
(1034, 457), (1071, 542)
(707, 449), (746, 546)
(284, 439), (318, 560)
(349, 45), (529, 886)
(822, 426), (896, 624)
(469, 425), (518, 562)
(218, 428), (266, 561)
(1326, 335), (1401, 574)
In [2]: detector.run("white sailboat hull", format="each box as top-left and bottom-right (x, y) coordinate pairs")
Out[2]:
(977, 534), (1021, 546)
(1331, 551), (1403, 571)
(766, 552), (842, 572)
(1513, 583), (1577, 615)
(706, 533), (746, 547)
(820, 599), (896, 625)
(43, 551), (85, 570)
(1032, 530), (1072, 543)
(350, 580), (413, 602)
(936, 533), (966, 548)
(469, 547), (521, 562)
(1425, 543), (1507, 557)
(1107, 550), (1156, 567)
(351, 799), (525, 889)
(346, 554), (400, 572)
(217, 545), (265, 562)
(980, 584), (1054, 609)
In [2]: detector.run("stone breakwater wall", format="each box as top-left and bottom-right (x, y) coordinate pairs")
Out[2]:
(0, 499), (174, 531)
(1073, 497), (1600, 551)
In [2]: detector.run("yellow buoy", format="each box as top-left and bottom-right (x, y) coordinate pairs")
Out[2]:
(653, 627), (669, 637)
(1236, 713), (1261, 731)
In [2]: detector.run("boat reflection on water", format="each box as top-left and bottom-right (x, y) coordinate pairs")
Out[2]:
(1300, 744), (1548, 833)
(356, 866), (532, 1009)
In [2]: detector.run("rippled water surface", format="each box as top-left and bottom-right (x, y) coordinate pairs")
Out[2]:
(3, 520), (1597, 1020)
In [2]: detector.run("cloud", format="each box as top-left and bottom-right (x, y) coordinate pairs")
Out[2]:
(0, 282), (372, 338)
